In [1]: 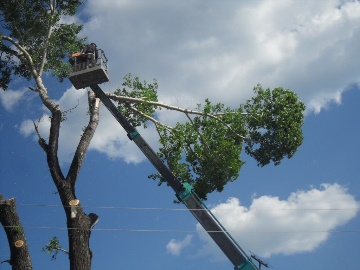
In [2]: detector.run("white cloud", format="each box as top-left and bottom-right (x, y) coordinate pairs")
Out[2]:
(0, 89), (26, 111)
(166, 235), (193, 256)
(196, 183), (359, 259)
(18, 86), (158, 164)
(88, 107), (148, 164)
(81, 0), (360, 113)
(17, 87), (87, 162)
(19, 119), (36, 137)
(307, 90), (342, 114)
(51, 87), (151, 164)
(16, 0), (360, 163)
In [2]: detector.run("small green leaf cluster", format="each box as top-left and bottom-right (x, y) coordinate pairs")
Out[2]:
(13, 226), (21, 233)
(41, 236), (62, 261)
(114, 74), (159, 128)
(244, 84), (306, 166)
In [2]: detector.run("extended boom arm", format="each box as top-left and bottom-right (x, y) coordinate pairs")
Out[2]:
(90, 84), (258, 270)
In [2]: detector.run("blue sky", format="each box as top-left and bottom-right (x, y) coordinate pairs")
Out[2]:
(1, 0), (360, 269)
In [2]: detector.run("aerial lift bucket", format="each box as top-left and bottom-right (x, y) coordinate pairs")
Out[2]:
(68, 49), (109, 89)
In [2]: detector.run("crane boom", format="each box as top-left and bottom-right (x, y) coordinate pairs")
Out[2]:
(89, 84), (258, 270)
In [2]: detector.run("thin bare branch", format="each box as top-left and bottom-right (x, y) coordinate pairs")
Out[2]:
(33, 119), (48, 152)
(29, 86), (40, 92)
(107, 93), (248, 116)
(128, 105), (173, 131)
(54, 247), (69, 255)
(108, 94), (247, 140)
(67, 91), (100, 187)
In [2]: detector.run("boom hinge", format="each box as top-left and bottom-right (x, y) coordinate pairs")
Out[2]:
(176, 183), (193, 202)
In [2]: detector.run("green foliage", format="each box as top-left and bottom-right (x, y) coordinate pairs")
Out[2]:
(151, 100), (247, 200)
(47, 23), (84, 81)
(148, 85), (305, 200)
(0, 57), (12, 89)
(41, 236), (65, 261)
(0, 0), (85, 90)
(243, 84), (306, 166)
(114, 74), (159, 128)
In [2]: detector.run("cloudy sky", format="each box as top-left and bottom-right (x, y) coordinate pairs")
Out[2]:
(1, 0), (360, 269)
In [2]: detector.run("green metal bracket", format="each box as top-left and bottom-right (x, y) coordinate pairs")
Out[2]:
(235, 259), (258, 270)
(127, 129), (139, 140)
(176, 183), (193, 202)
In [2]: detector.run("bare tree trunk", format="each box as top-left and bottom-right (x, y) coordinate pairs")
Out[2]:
(35, 89), (100, 270)
(66, 204), (95, 270)
(51, 179), (97, 270)
(0, 194), (32, 270)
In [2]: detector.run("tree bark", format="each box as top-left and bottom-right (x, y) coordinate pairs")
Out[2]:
(67, 206), (94, 270)
(0, 194), (32, 270)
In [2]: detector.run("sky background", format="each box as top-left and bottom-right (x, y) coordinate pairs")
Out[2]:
(1, 0), (360, 269)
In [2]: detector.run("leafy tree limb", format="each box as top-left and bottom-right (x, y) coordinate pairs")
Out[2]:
(112, 75), (305, 200)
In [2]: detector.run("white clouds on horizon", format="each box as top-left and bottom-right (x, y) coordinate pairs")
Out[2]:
(195, 183), (359, 259)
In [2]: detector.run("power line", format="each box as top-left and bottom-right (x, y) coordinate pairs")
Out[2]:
(3, 225), (360, 233)
(1, 202), (359, 211)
